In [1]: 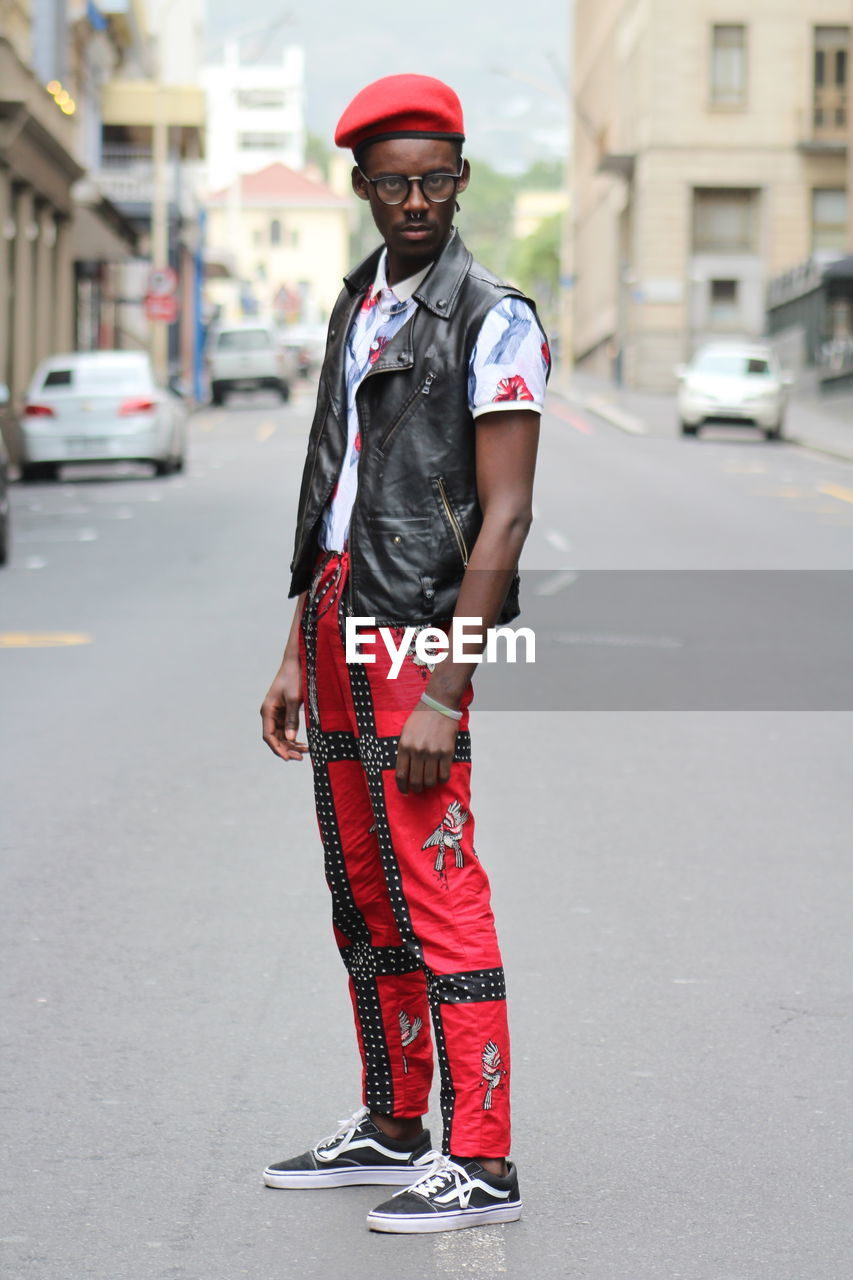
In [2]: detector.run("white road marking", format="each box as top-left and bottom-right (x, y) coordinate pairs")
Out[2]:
(534, 570), (578, 596)
(544, 528), (572, 552)
(15, 528), (98, 544)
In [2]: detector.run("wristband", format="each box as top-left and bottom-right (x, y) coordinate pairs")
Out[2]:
(420, 691), (463, 722)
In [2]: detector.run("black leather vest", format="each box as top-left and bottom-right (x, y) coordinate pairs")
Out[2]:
(288, 230), (545, 626)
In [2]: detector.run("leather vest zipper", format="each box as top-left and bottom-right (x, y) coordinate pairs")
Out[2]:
(378, 370), (436, 452)
(436, 475), (469, 567)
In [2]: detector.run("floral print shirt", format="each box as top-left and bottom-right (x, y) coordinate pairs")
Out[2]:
(320, 247), (549, 552)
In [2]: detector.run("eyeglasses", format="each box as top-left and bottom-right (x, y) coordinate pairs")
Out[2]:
(357, 167), (463, 206)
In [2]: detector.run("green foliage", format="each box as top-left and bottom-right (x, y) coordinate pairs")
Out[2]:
(508, 212), (562, 329)
(517, 158), (564, 191)
(305, 132), (331, 180)
(456, 155), (517, 279)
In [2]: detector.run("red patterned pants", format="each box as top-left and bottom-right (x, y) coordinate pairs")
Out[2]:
(299, 552), (511, 1158)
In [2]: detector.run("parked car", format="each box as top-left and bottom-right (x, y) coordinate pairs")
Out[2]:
(276, 324), (328, 378)
(207, 323), (296, 404)
(18, 351), (188, 480)
(676, 343), (792, 439)
(0, 426), (9, 565)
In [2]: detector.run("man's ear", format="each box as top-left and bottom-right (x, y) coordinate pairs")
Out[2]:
(456, 158), (471, 195)
(352, 166), (370, 202)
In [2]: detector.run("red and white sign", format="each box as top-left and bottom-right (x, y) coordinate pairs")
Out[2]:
(145, 294), (179, 323)
(147, 265), (178, 298)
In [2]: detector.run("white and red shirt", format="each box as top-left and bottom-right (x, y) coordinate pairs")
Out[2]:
(319, 246), (549, 552)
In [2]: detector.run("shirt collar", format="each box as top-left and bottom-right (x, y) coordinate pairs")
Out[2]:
(374, 251), (434, 310)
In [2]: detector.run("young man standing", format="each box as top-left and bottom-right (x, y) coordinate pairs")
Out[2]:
(260, 74), (549, 1233)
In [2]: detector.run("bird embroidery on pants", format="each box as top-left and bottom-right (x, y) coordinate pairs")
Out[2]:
(398, 1009), (423, 1074)
(480, 1040), (507, 1110)
(421, 800), (469, 874)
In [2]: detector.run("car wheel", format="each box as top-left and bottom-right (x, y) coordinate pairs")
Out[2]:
(278, 380), (291, 403)
(153, 457), (174, 477)
(680, 421), (698, 436)
(20, 462), (57, 482)
(0, 510), (8, 565)
(172, 451), (185, 473)
(211, 381), (226, 406)
(765, 420), (784, 441)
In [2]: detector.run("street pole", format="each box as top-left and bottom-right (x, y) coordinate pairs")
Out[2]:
(151, 92), (169, 383)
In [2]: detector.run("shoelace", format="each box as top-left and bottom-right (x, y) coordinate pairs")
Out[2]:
(314, 1105), (370, 1157)
(396, 1152), (475, 1207)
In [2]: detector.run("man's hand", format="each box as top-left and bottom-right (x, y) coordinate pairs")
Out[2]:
(260, 656), (308, 761)
(395, 701), (458, 794)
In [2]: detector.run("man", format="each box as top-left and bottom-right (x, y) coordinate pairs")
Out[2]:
(260, 74), (549, 1234)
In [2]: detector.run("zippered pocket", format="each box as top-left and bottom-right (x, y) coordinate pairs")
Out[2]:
(434, 475), (469, 567)
(378, 370), (437, 452)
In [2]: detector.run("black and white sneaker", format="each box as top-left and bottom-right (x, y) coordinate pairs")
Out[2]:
(366, 1152), (522, 1233)
(263, 1106), (433, 1189)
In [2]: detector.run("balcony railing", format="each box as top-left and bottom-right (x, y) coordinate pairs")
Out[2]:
(96, 146), (203, 217)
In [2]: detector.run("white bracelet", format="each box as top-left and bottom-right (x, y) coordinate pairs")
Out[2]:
(420, 691), (463, 722)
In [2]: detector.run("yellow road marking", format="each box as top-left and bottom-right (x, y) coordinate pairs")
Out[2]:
(818, 483), (853, 506)
(0, 632), (93, 648)
(256, 421), (277, 442)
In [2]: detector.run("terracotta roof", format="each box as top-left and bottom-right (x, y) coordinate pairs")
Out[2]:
(209, 163), (349, 206)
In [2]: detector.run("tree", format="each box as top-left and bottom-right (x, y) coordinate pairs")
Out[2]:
(456, 155), (517, 279)
(508, 212), (561, 334)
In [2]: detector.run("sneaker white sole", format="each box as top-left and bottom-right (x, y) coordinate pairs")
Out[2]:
(263, 1165), (424, 1189)
(366, 1201), (523, 1233)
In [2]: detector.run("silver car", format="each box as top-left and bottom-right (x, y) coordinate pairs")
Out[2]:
(19, 350), (188, 480)
(206, 323), (296, 405)
(676, 343), (792, 440)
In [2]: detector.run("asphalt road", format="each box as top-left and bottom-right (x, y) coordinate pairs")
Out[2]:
(1, 381), (851, 1279)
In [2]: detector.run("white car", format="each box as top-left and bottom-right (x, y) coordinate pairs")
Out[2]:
(676, 343), (792, 440)
(19, 351), (188, 480)
(207, 323), (296, 405)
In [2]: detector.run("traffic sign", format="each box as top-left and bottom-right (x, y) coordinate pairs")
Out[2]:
(145, 294), (179, 323)
(148, 265), (178, 298)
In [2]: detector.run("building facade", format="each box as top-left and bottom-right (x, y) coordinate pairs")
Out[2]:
(94, 0), (207, 391)
(0, 0), (141, 425)
(205, 162), (349, 326)
(572, 0), (851, 390)
(201, 42), (305, 196)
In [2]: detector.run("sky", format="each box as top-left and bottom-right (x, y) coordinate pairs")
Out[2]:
(205, 0), (570, 173)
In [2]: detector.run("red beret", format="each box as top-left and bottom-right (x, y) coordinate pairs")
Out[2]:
(335, 74), (465, 154)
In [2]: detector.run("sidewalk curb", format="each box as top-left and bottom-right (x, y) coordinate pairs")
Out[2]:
(550, 388), (648, 436)
(582, 394), (647, 436)
(787, 436), (853, 465)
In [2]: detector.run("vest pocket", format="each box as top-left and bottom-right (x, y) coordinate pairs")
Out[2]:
(433, 475), (469, 568)
(378, 370), (437, 453)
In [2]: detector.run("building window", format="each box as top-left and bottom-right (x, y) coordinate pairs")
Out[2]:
(709, 279), (740, 328)
(270, 218), (282, 245)
(237, 89), (287, 109)
(812, 189), (848, 253)
(238, 132), (288, 150)
(710, 25), (747, 107)
(813, 27), (849, 140)
(693, 189), (759, 254)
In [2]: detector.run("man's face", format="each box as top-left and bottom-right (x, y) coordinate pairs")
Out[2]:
(352, 138), (470, 277)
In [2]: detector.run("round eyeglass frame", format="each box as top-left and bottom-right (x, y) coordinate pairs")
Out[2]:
(357, 167), (464, 206)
